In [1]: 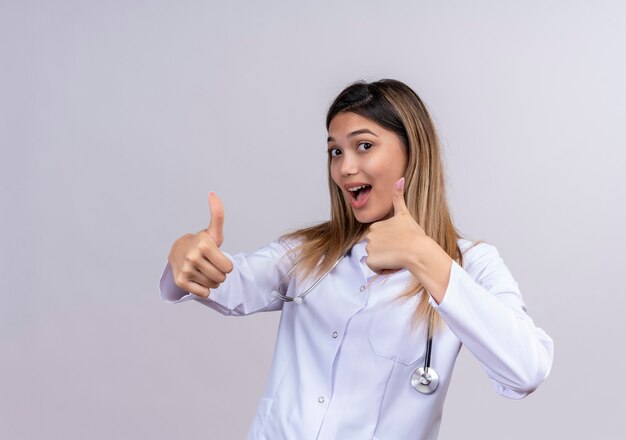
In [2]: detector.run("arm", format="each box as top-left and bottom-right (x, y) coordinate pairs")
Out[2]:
(159, 239), (297, 316)
(363, 178), (552, 397)
(408, 239), (554, 399)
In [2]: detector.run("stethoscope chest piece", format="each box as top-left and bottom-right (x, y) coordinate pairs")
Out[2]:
(411, 366), (439, 394)
(410, 331), (439, 394)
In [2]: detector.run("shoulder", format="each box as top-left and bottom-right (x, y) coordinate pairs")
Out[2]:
(274, 236), (304, 265)
(455, 238), (521, 295)
(233, 238), (299, 264)
(457, 237), (501, 264)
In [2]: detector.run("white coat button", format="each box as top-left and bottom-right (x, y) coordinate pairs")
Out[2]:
(332, 331), (338, 338)
(318, 396), (325, 403)
(360, 285), (366, 292)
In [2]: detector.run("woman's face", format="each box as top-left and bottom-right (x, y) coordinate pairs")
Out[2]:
(328, 111), (408, 224)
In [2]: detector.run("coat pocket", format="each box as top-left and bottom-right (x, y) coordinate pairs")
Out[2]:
(368, 298), (427, 366)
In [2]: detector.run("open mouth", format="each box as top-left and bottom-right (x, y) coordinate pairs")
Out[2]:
(348, 184), (372, 203)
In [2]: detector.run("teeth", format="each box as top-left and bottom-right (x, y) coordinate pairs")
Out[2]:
(347, 185), (369, 192)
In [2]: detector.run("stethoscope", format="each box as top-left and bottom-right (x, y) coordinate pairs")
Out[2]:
(271, 252), (440, 395)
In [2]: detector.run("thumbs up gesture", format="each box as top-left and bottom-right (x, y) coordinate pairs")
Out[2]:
(168, 192), (234, 298)
(364, 178), (428, 275)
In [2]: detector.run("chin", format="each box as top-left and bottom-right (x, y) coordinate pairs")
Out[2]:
(353, 211), (384, 224)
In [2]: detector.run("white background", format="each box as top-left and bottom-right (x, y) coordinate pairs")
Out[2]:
(1, 0), (625, 438)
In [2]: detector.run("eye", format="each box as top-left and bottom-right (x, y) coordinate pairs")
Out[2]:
(328, 147), (342, 157)
(357, 142), (373, 151)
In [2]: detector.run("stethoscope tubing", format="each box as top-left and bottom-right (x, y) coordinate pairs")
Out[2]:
(424, 325), (433, 372)
(272, 254), (345, 304)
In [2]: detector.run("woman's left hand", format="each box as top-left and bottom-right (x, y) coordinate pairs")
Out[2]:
(365, 177), (428, 275)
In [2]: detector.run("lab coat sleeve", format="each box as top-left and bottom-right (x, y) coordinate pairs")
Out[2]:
(429, 243), (554, 399)
(158, 239), (297, 316)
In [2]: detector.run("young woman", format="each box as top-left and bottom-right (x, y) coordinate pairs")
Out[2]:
(160, 79), (554, 439)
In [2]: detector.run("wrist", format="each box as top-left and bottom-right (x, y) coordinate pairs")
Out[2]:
(406, 236), (453, 305)
(405, 235), (432, 275)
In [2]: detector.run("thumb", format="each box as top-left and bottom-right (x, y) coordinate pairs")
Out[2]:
(207, 192), (225, 247)
(392, 177), (409, 215)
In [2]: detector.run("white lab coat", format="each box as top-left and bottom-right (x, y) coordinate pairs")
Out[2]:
(159, 238), (553, 440)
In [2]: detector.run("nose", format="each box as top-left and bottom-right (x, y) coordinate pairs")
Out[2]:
(339, 152), (358, 177)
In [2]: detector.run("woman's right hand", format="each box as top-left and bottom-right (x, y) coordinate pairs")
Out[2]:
(167, 192), (234, 298)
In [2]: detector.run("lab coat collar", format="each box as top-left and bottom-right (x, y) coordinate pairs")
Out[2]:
(349, 240), (379, 280)
(349, 239), (411, 281)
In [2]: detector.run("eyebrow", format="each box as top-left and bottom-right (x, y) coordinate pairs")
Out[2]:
(327, 128), (378, 143)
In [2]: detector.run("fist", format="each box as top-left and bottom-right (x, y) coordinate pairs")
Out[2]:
(168, 192), (234, 298)
(365, 177), (426, 275)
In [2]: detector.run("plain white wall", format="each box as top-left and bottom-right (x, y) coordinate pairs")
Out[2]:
(1, 0), (625, 438)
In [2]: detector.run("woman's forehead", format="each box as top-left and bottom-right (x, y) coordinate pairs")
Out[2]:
(328, 112), (386, 138)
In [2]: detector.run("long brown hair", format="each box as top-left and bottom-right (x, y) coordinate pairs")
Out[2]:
(279, 79), (472, 332)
